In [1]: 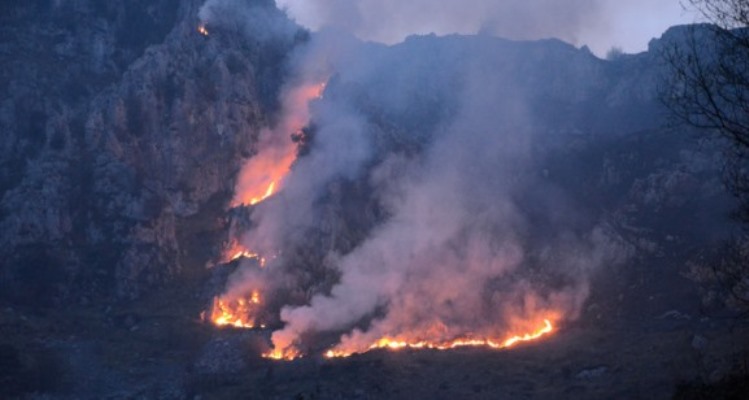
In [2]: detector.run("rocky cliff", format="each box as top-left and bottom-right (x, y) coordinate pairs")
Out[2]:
(0, 0), (300, 304)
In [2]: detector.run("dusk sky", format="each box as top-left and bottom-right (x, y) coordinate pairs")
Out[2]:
(276, 0), (699, 56)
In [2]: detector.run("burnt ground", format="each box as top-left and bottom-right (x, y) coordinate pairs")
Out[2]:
(1, 271), (748, 400)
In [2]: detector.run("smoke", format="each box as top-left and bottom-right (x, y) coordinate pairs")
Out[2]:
(276, 0), (692, 55)
(200, 0), (630, 356)
(269, 56), (626, 355)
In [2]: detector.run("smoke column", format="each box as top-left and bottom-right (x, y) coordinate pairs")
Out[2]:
(269, 60), (625, 356)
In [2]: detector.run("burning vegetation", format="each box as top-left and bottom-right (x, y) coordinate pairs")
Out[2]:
(198, 60), (597, 362)
(202, 79), (327, 338)
(202, 293), (264, 329)
(261, 318), (556, 361)
(198, 2), (618, 364)
(231, 81), (326, 208)
(221, 240), (267, 266)
(324, 318), (555, 359)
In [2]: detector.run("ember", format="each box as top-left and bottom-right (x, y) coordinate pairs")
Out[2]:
(323, 318), (554, 358)
(258, 317), (557, 361)
(231, 81), (327, 207)
(263, 347), (302, 361)
(203, 292), (264, 329)
(222, 241), (267, 266)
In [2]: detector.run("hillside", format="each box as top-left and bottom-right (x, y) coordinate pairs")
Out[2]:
(0, 1), (745, 398)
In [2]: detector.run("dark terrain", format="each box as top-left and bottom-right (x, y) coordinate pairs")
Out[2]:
(1, 1), (748, 399)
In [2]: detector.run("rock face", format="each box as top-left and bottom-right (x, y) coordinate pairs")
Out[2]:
(0, 0), (299, 303)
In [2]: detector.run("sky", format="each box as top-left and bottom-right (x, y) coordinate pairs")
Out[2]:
(275, 0), (698, 57)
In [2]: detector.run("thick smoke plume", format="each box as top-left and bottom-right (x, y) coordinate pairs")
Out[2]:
(269, 61), (624, 356)
(201, 0), (629, 357)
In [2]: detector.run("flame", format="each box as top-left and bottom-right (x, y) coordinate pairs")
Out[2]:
(250, 181), (276, 206)
(221, 240), (268, 265)
(198, 24), (209, 36)
(324, 319), (554, 359)
(501, 319), (554, 348)
(263, 347), (302, 361)
(205, 242), (268, 329)
(203, 292), (264, 329)
(204, 80), (326, 333)
(262, 318), (556, 361)
(231, 81), (327, 207)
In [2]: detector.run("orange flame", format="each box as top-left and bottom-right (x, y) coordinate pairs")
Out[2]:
(205, 242), (268, 329)
(262, 317), (556, 361)
(198, 24), (209, 36)
(263, 347), (302, 361)
(323, 319), (554, 359)
(221, 240), (268, 266)
(203, 292), (264, 329)
(204, 81), (326, 333)
(231, 81), (327, 207)
(249, 181), (276, 206)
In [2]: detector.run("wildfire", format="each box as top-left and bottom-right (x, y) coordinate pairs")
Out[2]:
(221, 240), (268, 265)
(324, 319), (554, 358)
(263, 347), (302, 361)
(203, 292), (264, 329)
(198, 24), (209, 36)
(231, 81), (327, 207)
(204, 241), (269, 329)
(261, 318), (556, 361)
(250, 181), (276, 206)
(204, 79), (330, 343)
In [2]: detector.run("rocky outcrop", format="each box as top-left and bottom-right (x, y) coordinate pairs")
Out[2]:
(0, 0), (300, 303)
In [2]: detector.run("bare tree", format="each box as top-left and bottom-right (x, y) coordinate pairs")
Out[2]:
(665, 1), (749, 153)
(663, 0), (749, 315)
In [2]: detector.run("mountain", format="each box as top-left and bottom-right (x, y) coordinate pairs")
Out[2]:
(0, 0), (299, 305)
(0, 1), (741, 398)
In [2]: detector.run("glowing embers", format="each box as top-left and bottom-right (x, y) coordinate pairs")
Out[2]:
(204, 292), (265, 329)
(250, 181), (276, 206)
(324, 319), (554, 359)
(263, 347), (302, 361)
(205, 243), (268, 329)
(220, 239), (269, 266)
(231, 81), (327, 207)
(260, 318), (556, 361)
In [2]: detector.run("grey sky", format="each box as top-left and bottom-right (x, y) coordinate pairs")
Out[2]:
(275, 0), (698, 56)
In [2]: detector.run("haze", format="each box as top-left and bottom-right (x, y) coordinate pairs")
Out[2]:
(276, 0), (697, 56)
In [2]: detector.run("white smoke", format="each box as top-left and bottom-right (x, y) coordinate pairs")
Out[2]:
(269, 58), (626, 354)
(200, 0), (631, 356)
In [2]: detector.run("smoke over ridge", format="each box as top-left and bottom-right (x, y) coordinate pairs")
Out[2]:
(276, 0), (692, 55)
